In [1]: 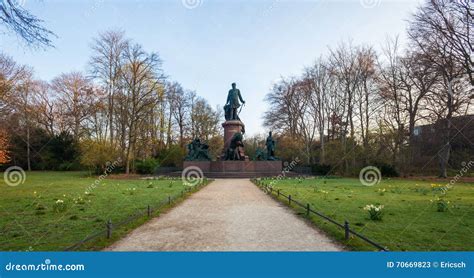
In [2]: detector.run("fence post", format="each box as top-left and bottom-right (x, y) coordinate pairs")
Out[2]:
(277, 189), (280, 197)
(106, 220), (112, 239)
(168, 196), (171, 205)
(306, 203), (310, 216)
(147, 205), (152, 217)
(288, 195), (292, 205)
(344, 220), (350, 240)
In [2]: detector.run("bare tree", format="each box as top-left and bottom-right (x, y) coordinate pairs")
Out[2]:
(166, 82), (191, 147)
(355, 46), (378, 153)
(191, 97), (221, 142)
(89, 30), (128, 146)
(0, 52), (30, 113)
(0, 0), (54, 47)
(0, 53), (34, 169)
(329, 41), (362, 172)
(304, 57), (333, 163)
(31, 80), (56, 136)
(409, 0), (473, 177)
(119, 43), (164, 173)
(16, 72), (34, 170)
(377, 38), (408, 166)
(400, 50), (439, 147)
(51, 72), (95, 139)
(264, 77), (303, 137)
(409, 0), (473, 85)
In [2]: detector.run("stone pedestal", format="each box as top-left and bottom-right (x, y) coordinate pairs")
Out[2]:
(222, 120), (245, 151)
(221, 120), (248, 160)
(182, 160), (284, 178)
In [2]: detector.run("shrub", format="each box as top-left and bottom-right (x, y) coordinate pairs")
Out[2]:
(364, 204), (384, 220)
(79, 139), (120, 174)
(136, 158), (159, 174)
(311, 164), (332, 175)
(431, 197), (449, 212)
(57, 161), (81, 171)
(158, 145), (186, 167)
(374, 162), (399, 177)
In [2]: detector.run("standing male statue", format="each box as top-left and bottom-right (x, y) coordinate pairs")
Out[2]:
(266, 131), (276, 160)
(224, 82), (245, 121)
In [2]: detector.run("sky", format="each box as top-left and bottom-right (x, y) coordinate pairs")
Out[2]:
(1, 0), (423, 136)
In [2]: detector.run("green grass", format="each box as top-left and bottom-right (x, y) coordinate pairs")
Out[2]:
(255, 177), (474, 251)
(0, 171), (204, 251)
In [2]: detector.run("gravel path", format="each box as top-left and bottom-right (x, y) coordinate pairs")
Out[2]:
(107, 179), (343, 251)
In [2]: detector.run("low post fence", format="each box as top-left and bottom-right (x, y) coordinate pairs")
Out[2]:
(63, 180), (209, 251)
(253, 178), (388, 251)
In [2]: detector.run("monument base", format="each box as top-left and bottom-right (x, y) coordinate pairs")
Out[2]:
(183, 160), (284, 178)
(222, 120), (245, 150)
(221, 120), (249, 160)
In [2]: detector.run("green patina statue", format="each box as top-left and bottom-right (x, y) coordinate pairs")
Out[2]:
(185, 138), (212, 161)
(224, 132), (245, 160)
(252, 132), (278, 161)
(224, 82), (245, 121)
(254, 147), (267, 161)
(266, 131), (276, 160)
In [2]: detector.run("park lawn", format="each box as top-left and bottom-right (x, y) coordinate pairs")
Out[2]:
(0, 171), (196, 251)
(258, 177), (474, 251)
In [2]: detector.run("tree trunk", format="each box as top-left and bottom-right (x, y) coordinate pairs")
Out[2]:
(109, 92), (114, 146)
(438, 118), (451, 178)
(319, 130), (325, 164)
(26, 123), (31, 171)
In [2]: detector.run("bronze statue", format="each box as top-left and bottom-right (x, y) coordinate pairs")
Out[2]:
(266, 131), (276, 160)
(185, 138), (212, 161)
(224, 82), (245, 121)
(224, 132), (245, 160)
(254, 147), (266, 161)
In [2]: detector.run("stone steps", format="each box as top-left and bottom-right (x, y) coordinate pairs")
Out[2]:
(169, 171), (301, 179)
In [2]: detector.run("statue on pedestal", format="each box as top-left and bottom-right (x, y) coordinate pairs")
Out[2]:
(185, 138), (211, 161)
(224, 131), (245, 160)
(224, 82), (245, 121)
(254, 147), (266, 161)
(266, 131), (276, 160)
